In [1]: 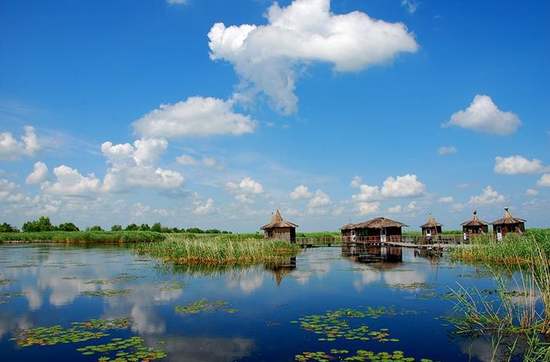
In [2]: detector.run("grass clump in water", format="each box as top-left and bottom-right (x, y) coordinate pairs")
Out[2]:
(134, 233), (300, 266)
(448, 243), (550, 360)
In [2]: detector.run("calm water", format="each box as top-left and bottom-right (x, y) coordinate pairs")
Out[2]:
(0, 244), (507, 361)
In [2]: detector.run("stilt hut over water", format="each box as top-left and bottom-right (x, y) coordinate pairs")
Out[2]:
(461, 210), (489, 240)
(261, 209), (298, 243)
(341, 217), (407, 243)
(420, 215), (442, 238)
(491, 208), (526, 241)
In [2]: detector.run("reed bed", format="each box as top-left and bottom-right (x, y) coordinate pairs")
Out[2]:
(451, 230), (550, 265)
(449, 238), (550, 360)
(134, 234), (300, 266)
(0, 231), (165, 244)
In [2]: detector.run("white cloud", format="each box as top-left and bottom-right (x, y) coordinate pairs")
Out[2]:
(42, 165), (101, 196)
(494, 155), (544, 175)
(401, 0), (419, 14)
(101, 139), (184, 192)
(358, 201), (380, 215)
(202, 157), (219, 168)
(0, 126), (40, 160)
(0, 179), (26, 203)
(526, 188), (538, 196)
(469, 186), (505, 205)
(193, 198), (215, 215)
(208, 0), (418, 114)
(308, 189), (331, 209)
(445, 95), (521, 135)
(290, 184), (312, 200)
(350, 176), (362, 188)
(387, 205), (402, 213)
(26, 161), (48, 184)
(352, 174), (425, 215)
(226, 177), (264, 203)
(133, 97), (256, 138)
(381, 174), (425, 198)
(176, 154), (197, 166)
(438, 196), (454, 203)
(438, 145), (457, 156)
(538, 174), (550, 187)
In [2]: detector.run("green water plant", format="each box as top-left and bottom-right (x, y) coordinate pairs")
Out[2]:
(76, 336), (166, 361)
(134, 233), (300, 266)
(295, 349), (426, 361)
(293, 308), (398, 343)
(81, 289), (131, 297)
(175, 299), (237, 315)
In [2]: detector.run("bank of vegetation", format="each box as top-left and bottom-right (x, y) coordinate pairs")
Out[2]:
(449, 229), (550, 360)
(451, 229), (550, 265)
(134, 233), (300, 266)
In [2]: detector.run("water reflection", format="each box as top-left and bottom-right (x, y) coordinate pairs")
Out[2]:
(0, 244), (514, 362)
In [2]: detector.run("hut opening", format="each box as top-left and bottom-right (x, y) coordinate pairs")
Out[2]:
(491, 208), (526, 241)
(421, 215), (442, 238)
(341, 217), (407, 243)
(461, 210), (489, 241)
(261, 209), (298, 243)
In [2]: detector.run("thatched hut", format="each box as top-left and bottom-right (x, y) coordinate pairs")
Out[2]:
(461, 210), (489, 240)
(420, 215), (442, 238)
(341, 217), (407, 243)
(261, 209), (298, 243)
(491, 208), (526, 241)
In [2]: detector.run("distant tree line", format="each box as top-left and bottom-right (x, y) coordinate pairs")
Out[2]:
(0, 217), (232, 234)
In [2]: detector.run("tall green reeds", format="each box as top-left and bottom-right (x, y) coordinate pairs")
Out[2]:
(449, 241), (550, 361)
(133, 233), (300, 266)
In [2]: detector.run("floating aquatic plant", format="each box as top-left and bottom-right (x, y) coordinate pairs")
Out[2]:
(295, 349), (428, 362)
(81, 289), (131, 297)
(293, 308), (398, 343)
(13, 325), (108, 347)
(175, 299), (237, 315)
(72, 318), (130, 330)
(159, 281), (184, 291)
(76, 336), (166, 361)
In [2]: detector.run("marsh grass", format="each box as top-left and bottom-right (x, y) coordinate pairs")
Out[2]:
(0, 231), (165, 244)
(448, 242), (550, 360)
(134, 233), (300, 266)
(451, 230), (550, 265)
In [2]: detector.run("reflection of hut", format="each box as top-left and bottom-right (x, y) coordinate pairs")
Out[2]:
(491, 208), (526, 241)
(420, 215), (442, 238)
(261, 209), (298, 243)
(341, 217), (407, 243)
(461, 210), (489, 240)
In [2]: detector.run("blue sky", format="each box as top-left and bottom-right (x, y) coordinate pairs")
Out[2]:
(1, 0), (549, 231)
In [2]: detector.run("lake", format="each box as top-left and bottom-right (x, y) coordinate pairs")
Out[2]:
(0, 244), (506, 361)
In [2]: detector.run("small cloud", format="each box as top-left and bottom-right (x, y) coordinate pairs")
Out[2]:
(0, 126), (40, 160)
(538, 174), (550, 187)
(494, 155), (544, 175)
(438, 196), (454, 203)
(193, 198), (214, 215)
(26, 161), (48, 185)
(526, 188), (538, 196)
(401, 0), (419, 14)
(350, 176), (362, 188)
(469, 186), (505, 205)
(444, 95), (521, 135)
(438, 146), (457, 156)
(290, 185), (312, 200)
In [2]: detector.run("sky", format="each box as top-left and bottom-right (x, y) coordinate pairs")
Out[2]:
(0, 0), (549, 232)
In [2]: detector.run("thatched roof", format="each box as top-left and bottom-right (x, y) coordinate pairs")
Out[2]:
(421, 215), (441, 228)
(261, 209), (298, 230)
(341, 217), (407, 230)
(461, 210), (488, 227)
(492, 208), (526, 225)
